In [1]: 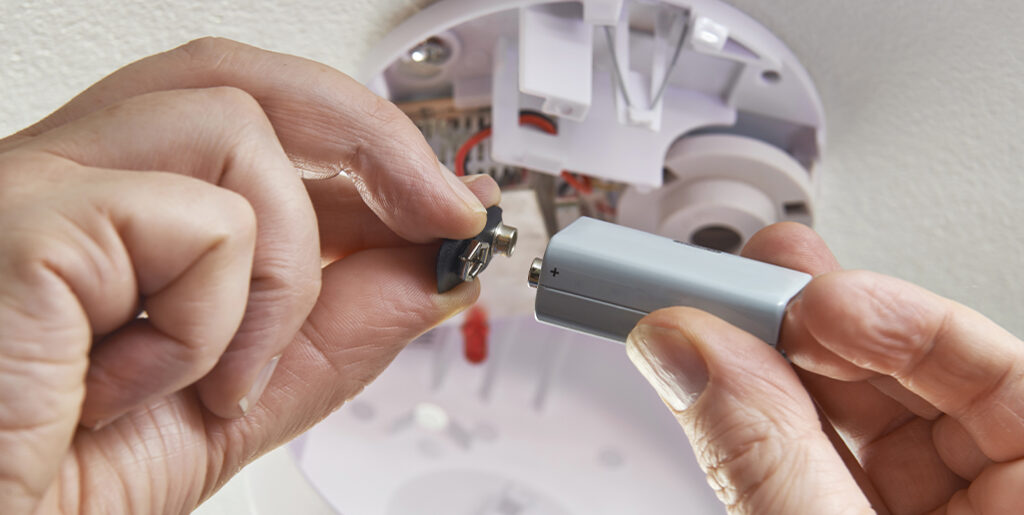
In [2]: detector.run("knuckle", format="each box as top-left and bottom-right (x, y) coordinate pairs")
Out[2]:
(0, 151), (64, 202)
(178, 334), (226, 369)
(692, 413), (780, 469)
(208, 189), (258, 246)
(841, 270), (940, 372)
(175, 36), (241, 71)
(294, 269), (322, 306)
(0, 132), (34, 153)
(196, 86), (264, 119)
(358, 94), (408, 128)
(5, 233), (48, 272)
(689, 413), (796, 512)
(345, 95), (437, 182)
(254, 258), (322, 311)
(190, 87), (273, 145)
(0, 221), (71, 284)
(352, 95), (428, 152)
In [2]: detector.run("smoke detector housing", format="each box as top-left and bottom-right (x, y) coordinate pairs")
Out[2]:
(269, 3), (829, 514)
(360, 0), (825, 251)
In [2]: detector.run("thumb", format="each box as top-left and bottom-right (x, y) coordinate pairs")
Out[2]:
(626, 307), (872, 515)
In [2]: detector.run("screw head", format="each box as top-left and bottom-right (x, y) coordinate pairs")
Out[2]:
(406, 37), (451, 65)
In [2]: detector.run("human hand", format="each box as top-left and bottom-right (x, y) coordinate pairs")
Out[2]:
(626, 223), (1024, 514)
(0, 38), (500, 514)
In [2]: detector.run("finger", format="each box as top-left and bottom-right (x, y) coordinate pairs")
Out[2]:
(16, 37), (488, 242)
(739, 222), (866, 380)
(932, 416), (993, 481)
(816, 400), (893, 514)
(867, 375), (941, 419)
(943, 459), (1024, 514)
(85, 171), (256, 427)
(199, 245), (480, 482)
(625, 308), (873, 514)
(23, 87), (320, 418)
(741, 223), (977, 509)
(794, 270), (1024, 462)
(310, 173), (501, 260)
(459, 174), (502, 208)
(3, 164), (256, 428)
(799, 371), (966, 513)
(740, 221), (841, 275)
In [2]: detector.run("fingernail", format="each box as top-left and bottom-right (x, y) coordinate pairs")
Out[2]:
(626, 325), (709, 412)
(460, 174), (501, 207)
(439, 163), (487, 215)
(239, 354), (281, 415)
(784, 295), (804, 323)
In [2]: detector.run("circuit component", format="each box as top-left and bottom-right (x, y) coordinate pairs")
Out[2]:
(436, 206), (518, 293)
(399, 101), (526, 186)
(399, 99), (627, 238)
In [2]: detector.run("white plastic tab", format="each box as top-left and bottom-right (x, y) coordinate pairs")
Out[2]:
(691, 16), (729, 52)
(492, 35), (735, 186)
(519, 3), (593, 121)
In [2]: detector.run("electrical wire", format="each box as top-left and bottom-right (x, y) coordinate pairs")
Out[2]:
(453, 111), (595, 198)
(603, 26), (636, 108)
(454, 112), (558, 177)
(650, 10), (690, 107)
(454, 127), (493, 177)
(595, 199), (617, 216)
(604, 9), (690, 110)
(559, 171), (592, 195)
(516, 109), (558, 129)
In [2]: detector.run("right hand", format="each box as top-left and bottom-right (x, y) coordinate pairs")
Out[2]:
(626, 222), (1024, 514)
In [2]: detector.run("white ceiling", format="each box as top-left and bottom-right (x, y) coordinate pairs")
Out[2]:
(1, 0), (1021, 335)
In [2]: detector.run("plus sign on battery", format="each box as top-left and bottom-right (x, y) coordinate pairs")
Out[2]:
(550, 267), (560, 277)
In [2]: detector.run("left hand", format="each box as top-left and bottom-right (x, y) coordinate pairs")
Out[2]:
(0, 38), (499, 514)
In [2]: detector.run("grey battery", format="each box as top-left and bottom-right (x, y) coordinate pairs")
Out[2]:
(529, 217), (811, 345)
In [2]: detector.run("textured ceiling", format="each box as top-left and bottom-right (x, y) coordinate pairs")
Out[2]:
(1, 0), (1021, 336)
(726, 0), (1024, 336)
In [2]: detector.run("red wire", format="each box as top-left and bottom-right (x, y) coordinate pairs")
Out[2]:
(454, 114), (557, 176)
(454, 113), (593, 197)
(519, 114), (557, 134)
(454, 127), (492, 177)
(581, 174), (593, 191)
(560, 171), (593, 195)
(595, 199), (617, 215)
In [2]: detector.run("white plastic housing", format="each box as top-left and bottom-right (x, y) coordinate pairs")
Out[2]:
(290, 318), (726, 514)
(360, 0), (826, 189)
(617, 133), (814, 249)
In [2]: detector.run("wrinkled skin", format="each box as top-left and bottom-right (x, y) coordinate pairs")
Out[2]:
(0, 38), (500, 514)
(3, 37), (1022, 515)
(629, 223), (1024, 514)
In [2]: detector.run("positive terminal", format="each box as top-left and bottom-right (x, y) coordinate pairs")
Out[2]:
(491, 223), (517, 257)
(528, 258), (543, 288)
